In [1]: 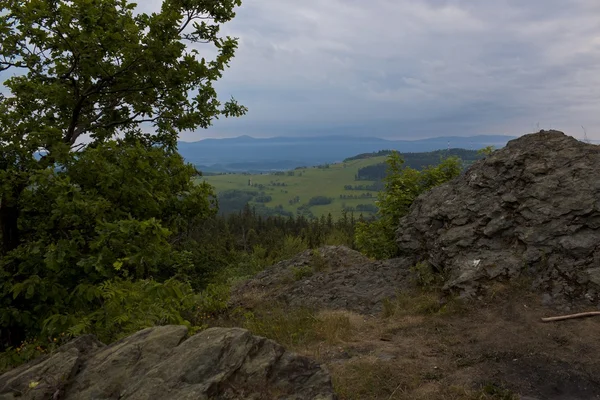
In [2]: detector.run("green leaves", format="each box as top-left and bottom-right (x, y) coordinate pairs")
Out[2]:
(356, 152), (462, 259)
(1, 0), (246, 352)
(0, 140), (215, 349)
(1, 0), (246, 156)
(41, 278), (198, 343)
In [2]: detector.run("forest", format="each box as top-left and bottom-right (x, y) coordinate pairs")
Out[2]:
(355, 149), (483, 180)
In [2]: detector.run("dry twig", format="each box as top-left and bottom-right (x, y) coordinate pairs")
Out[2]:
(541, 311), (600, 322)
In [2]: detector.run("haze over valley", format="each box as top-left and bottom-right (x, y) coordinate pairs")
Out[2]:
(180, 134), (514, 172)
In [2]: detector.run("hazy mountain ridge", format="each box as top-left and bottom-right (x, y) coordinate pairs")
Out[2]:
(178, 134), (515, 171)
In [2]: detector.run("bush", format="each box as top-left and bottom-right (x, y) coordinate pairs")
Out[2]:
(323, 229), (355, 247)
(311, 249), (330, 272)
(410, 261), (444, 289)
(308, 196), (333, 206)
(355, 218), (398, 260)
(355, 152), (462, 259)
(276, 236), (309, 261)
(1, 143), (216, 349)
(291, 266), (314, 281)
(42, 278), (199, 344)
(254, 195), (272, 203)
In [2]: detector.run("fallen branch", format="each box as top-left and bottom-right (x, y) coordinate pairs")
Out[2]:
(541, 311), (600, 322)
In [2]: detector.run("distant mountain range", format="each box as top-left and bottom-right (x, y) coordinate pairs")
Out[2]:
(178, 134), (516, 172)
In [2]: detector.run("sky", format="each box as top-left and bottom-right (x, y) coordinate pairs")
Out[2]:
(2, 0), (600, 141)
(183, 0), (600, 141)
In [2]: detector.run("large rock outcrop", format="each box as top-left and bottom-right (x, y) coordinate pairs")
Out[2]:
(0, 326), (335, 400)
(231, 246), (412, 314)
(397, 130), (600, 301)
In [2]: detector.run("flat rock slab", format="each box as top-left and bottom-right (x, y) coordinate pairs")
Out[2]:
(0, 326), (336, 400)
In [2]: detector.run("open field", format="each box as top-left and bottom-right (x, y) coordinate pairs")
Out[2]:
(200, 156), (388, 218)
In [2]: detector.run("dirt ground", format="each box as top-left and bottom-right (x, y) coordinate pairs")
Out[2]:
(223, 281), (600, 400)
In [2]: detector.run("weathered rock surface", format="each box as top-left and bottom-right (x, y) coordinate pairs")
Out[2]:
(397, 130), (600, 301)
(0, 326), (336, 400)
(231, 246), (412, 314)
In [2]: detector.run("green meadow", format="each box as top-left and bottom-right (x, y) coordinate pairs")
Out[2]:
(200, 156), (389, 219)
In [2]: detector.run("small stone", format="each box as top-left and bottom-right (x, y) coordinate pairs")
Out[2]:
(541, 293), (553, 306)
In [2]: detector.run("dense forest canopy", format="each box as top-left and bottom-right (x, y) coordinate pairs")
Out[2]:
(355, 149), (482, 180)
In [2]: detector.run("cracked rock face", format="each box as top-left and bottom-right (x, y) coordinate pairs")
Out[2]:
(231, 246), (413, 314)
(396, 130), (600, 302)
(0, 326), (336, 400)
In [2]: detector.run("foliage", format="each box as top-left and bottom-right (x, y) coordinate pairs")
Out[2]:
(355, 148), (480, 180)
(311, 249), (330, 272)
(354, 218), (398, 260)
(308, 196), (333, 206)
(277, 235), (309, 261)
(1, 278), (199, 371)
(0, 0), (245, 350)
(355, 151), (462, 259)
(193, 283), (231, 318)
(217, 190), (257, 214)
(291, 265), (314, 281)
(1, 142), (216, 347)
(0, 337), (61, 373)
(43, 278), (199, 344)
(410, 261), (443, 289)
(323, 228), (355, 247)
(344, 150), (395, 162)
(478, 146), (496, 157)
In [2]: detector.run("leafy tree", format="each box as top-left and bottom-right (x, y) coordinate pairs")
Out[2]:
(477, 145), (495, 157)
(308, 196), (333, 206)
(355, 151), (462, 259)
(0, 0), (245, 348)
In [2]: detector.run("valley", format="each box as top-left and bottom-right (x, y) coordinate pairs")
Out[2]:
(200, 148), (484, 219)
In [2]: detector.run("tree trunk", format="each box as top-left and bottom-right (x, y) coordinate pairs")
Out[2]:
(0, 192), (20, 255)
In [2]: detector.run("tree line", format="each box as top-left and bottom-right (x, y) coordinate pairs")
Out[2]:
(355, 149), (483, 180)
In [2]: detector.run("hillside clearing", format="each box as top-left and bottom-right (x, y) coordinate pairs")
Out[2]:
(200, 156), (388, 218)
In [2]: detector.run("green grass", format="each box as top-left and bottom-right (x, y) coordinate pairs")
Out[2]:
(200, 156), (388, 218)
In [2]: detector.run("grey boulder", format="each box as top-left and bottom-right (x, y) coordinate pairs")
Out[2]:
(0, 326), (335, 400)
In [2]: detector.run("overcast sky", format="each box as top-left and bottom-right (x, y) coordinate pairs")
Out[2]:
(3, 0), (600, 141)
(186, 0), (600, 141)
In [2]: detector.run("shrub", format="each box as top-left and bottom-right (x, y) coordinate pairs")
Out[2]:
(355, 152), (461, 259)
(277, 235), (309, 261)
(410, 261), (443, 289)
(291, 265), (314, 281)
(308, 196), (333, 206)
(42, 278), (199, 344)
(311, 249), (330, 272)
(323, 229), (354, 247)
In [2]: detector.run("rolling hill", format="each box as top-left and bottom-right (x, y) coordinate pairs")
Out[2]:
(181, 134), (513, 172)
(200, 149), (483, 219)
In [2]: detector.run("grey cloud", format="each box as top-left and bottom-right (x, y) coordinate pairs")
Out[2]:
(202, 0), (600, 140)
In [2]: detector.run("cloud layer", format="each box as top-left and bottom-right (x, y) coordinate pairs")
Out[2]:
(199, 0), (600, 140)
